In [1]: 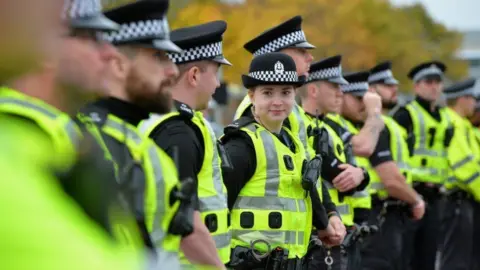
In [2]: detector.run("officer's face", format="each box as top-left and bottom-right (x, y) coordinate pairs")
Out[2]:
(126, 48), (179, 114)
(315, 81), (343, 114)
(0, 0), (64, 80)
(470, 109), (480, 126)
(192, 61), (221, 111)
(249, 85), (296, 124)
(415, 77), (443, 102)
(460, 95), (477, 118)
(372, 83), (398, 108)
(280, 48), (314, 77)
(342, 94), (366, 122)
(57, 29), (111, 97)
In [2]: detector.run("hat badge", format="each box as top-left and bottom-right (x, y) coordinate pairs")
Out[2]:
(274, 61), (284, 74)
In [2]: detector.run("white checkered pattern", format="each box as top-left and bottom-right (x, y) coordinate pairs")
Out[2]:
(63, 0), (102, 19)
(103, 19), (169, 43)
(444, 87), (476, 100)
(253, 30), (307, 56)
(248, 70), (298, 82)
(413, 65), (443, 82)
(341, 82), (369, 92)
(168, 42), (223, 64)
(368, 70), (393, 83)
(307, 66), (342, 82)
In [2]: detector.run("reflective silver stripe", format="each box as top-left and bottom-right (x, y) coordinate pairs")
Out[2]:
(147, 145), (167, 247)
(335, 204), (351, 215)
(465, 172), (480, 185)
(341, 131), (351, 142)
(104, 118), (143, 144)
(199, 117), (228, 212)
(0, 98), (57, 118)
(352, 190), (369, 198)
(451, 155), (474, 170)
(154, 251), (181, 270)
(0, 98), (81, 147)
(259, 130), (281, 197)
(213, 232), (232, 249)
(138, 113), (164, 135)
(232, 229), (303, 245)
(234, 196), (307, 212)
(291, 105), (310, 160)
(370, 182), (385, 191)
(410, 102), (449, 158)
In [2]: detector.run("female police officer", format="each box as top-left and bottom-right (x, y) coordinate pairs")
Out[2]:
(220, 52), (332, 269)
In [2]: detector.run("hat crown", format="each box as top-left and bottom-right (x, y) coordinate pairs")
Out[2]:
(249, 52), (296, 73)
(408, 60), (446, 81)
(370, 61), (392, 74)
(63, 0), (102, 20)
(170, 20), (226, 48)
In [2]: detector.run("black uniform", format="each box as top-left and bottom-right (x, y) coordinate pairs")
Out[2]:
(393, 96), (443, 270)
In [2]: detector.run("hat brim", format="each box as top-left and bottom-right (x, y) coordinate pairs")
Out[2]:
(417, 74), (443, 82)
(242, 74), (306, 89)
(328, 76), (349, 85)
(152, 39), (183, 53)
(345, 90), (367, 97)
(385, 77), (399, 85)
(291, 41), (316, 50)
(212, 55), (232, 66)
(70, 14), (119, 31)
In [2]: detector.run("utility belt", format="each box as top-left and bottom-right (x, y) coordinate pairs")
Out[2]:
(228, 243), (303, 270)
(371, 195), (409, 212)
(442, 188), (472, 202)
(413, 182), (442, 202)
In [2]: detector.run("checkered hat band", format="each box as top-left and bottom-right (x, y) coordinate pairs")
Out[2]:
(341, 82), (369, 92)
(103, 19), (169, 43)
(368, 70), (393, 82)
(168, 42), (223, 64)
(249, 70), (298, 82)
(444, 87), (476, 99)
(63, 0), (101, 19)
(307, 66), (342, 82)
(413, 66), (443, 82)
(253, 30), (307, 56)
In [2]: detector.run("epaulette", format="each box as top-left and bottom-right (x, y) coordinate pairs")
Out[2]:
(224, 116), (255, 134)
(175, 102), (195, 119)
(78, 104), (109, 127)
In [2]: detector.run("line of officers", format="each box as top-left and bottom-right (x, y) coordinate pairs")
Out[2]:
(1, 0), (480, 269)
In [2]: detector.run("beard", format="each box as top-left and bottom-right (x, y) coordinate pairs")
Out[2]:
(125, 70), (173, 114)
(382, 99), (398, 110)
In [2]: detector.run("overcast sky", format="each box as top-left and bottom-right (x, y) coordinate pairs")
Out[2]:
(389, 0), (480, 31)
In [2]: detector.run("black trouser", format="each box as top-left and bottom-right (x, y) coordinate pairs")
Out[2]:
(304, 243), (346, 270)
(360, 202), (406, 270)
(438, 195), (474, 270)
(472, 202), (480, 270)
(403, 188), (441, 270)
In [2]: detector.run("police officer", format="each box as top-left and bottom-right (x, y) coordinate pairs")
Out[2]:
(392, 61), (452, 270)
(469, 89), (480, 270)
(0, 0), (124, 235)
(79, 0), (196, 266)
(138, 21), (232, 269)
(440, 78), (480, 270)
(359, 63), (426, 270)
(233, 14), (341, 245)
(299, 56), (370, 270)
(221, 52), (329, 270)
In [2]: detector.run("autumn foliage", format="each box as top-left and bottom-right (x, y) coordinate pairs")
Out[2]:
(168, 0), (468, 91)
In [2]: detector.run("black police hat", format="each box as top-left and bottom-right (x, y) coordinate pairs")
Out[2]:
(168, 21), (231, 66)
(242, 52), (306, 89)
(243, 16), (315, 56)
(307, 55), (348, 85)
(444, 78), (477, 100)
(102, 0), (181, 53)
(369, 61), (399, 85)
(64, 0), (119, 31)
(341, 71), (370, 97)
(408, 61), (446, 82)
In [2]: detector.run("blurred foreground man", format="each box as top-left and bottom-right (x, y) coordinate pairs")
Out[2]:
(393, 61), (452, 270)
(360, 63), (425, 270)
(440, 78), (480, 270)
(0, 0), (153, 269)
(138, 21), (232, 269)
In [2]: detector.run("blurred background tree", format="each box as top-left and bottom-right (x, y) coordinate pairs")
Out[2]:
(167, 0), (467, 92)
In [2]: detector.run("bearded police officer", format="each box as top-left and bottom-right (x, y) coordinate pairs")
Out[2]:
(440, 78), (480, 270)
(392, 61), (452, 270)
(299, 56), (370, 270)
(358, 63), (426, 270)
(80, 0), (197, 267)
(138, 21), (232, 269)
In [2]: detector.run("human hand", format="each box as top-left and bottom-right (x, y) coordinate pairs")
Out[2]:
(332, 164), (364, 192)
